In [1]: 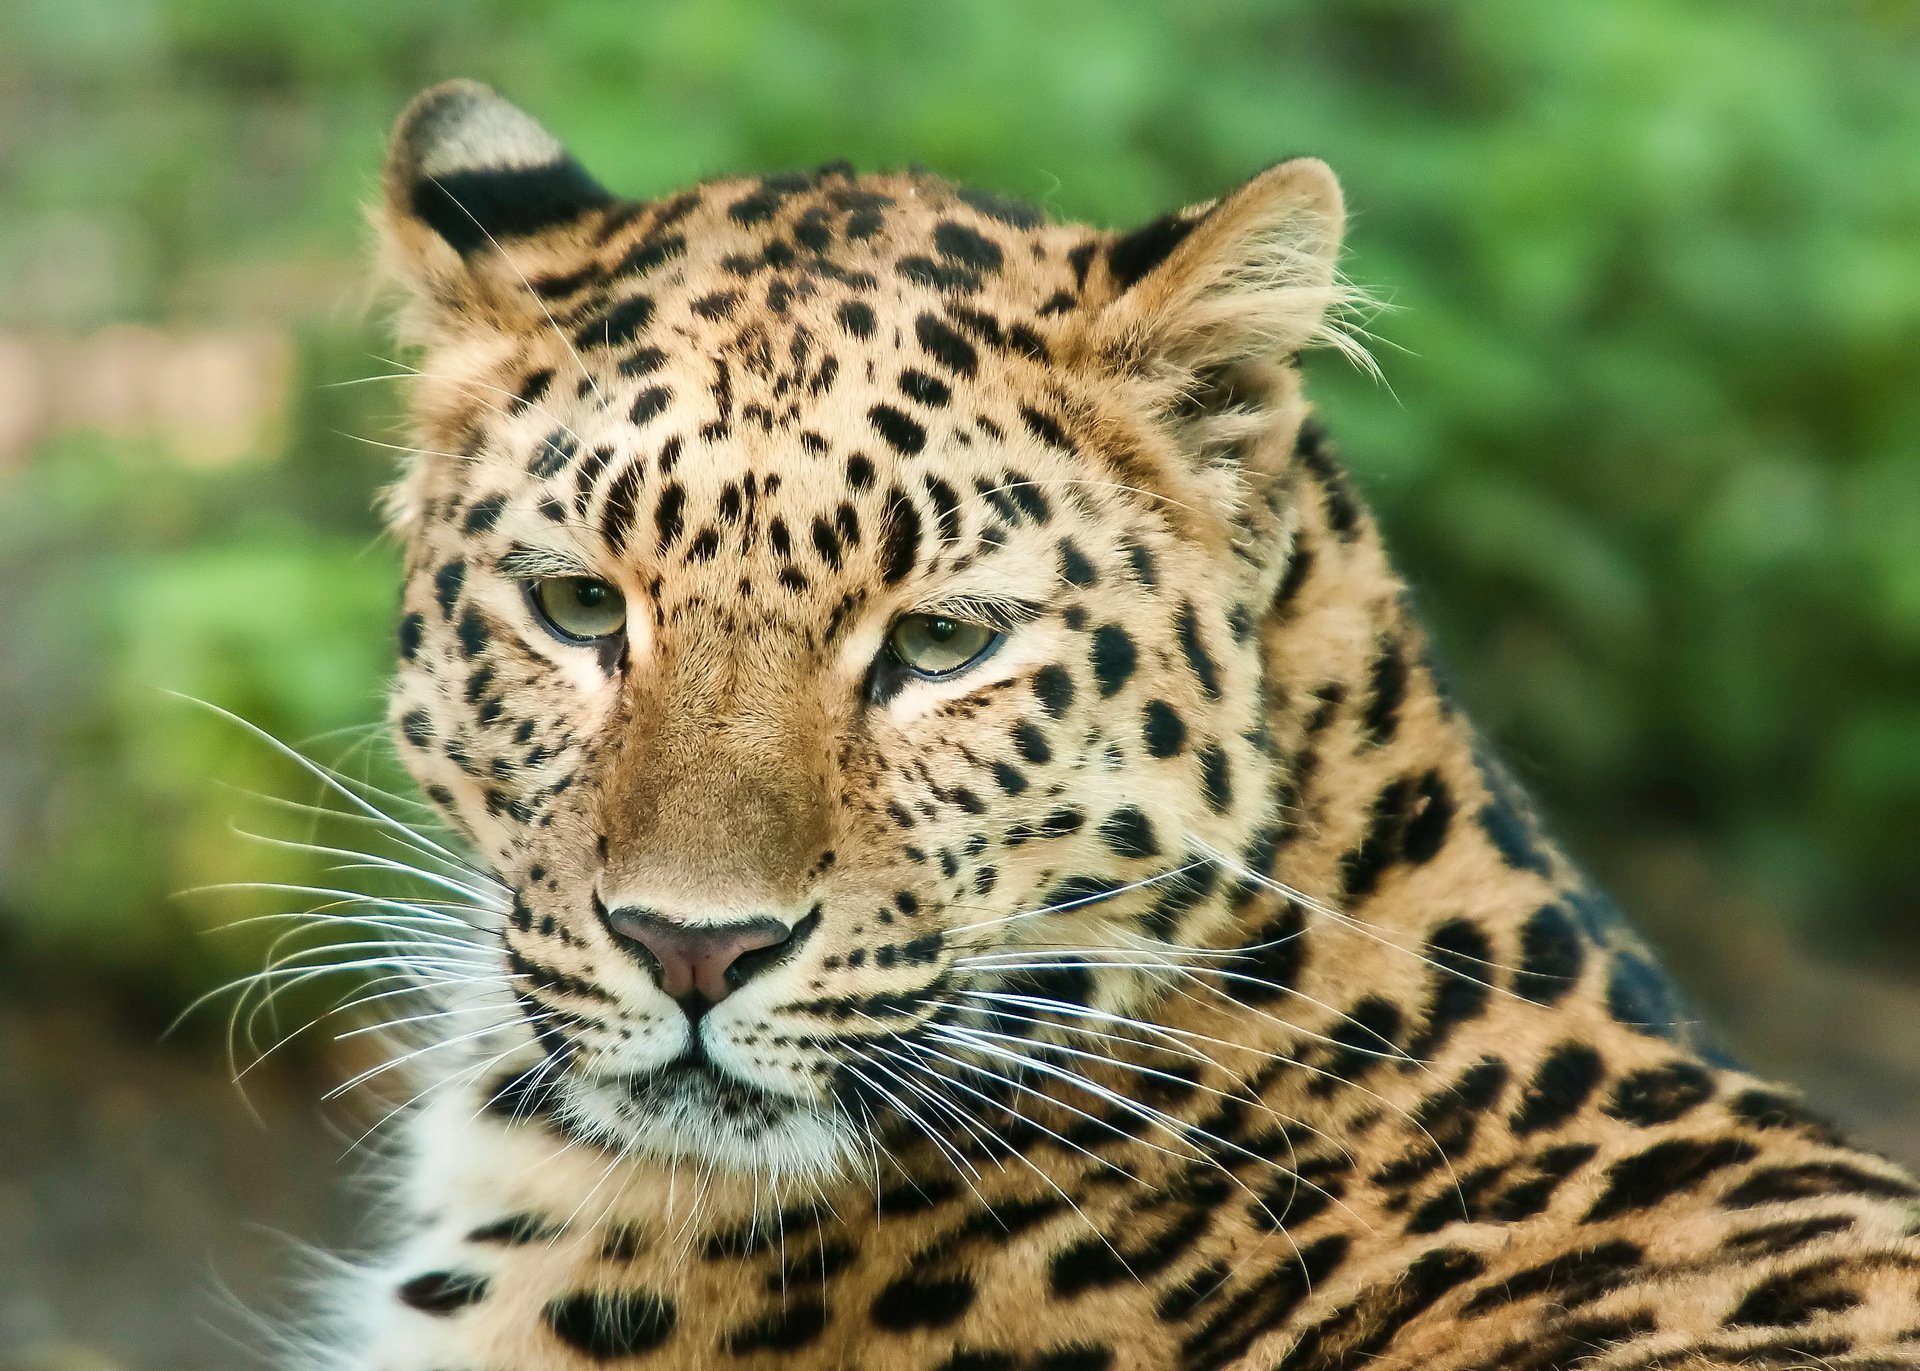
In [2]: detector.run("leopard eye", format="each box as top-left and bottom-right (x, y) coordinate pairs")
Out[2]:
(887, 613), (1000, 678)
(528, 576), (627, 643)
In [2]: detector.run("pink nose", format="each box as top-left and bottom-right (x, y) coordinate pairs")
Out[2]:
(600, 905), (796, 1007)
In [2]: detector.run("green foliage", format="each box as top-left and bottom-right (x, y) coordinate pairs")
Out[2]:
(1, 0), (1917, 1002)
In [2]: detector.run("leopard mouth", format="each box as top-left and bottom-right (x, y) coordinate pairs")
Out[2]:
(603, 1053), (808, 1133)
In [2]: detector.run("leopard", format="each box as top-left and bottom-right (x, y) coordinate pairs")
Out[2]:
(303, 77), (1920, 1370)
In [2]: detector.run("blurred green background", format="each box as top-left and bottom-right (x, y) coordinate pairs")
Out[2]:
(2, 1), (1918, 1365)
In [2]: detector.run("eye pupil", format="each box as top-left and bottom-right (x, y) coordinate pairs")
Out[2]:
(575, 582), (605, 608)
(926, 617), (958, 643)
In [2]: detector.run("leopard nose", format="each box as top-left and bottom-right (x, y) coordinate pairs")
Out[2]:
(598, 903), (804, 1010)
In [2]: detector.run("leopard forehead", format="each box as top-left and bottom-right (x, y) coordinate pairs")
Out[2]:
(388, 155), (1279, 890)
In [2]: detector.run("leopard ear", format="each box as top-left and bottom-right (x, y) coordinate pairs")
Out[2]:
(377, 80), (613, 324)
(1088, 159), (1357, 374)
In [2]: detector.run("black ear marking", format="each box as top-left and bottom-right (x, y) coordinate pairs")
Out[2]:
(1106, 207), (1207, 291)
(388, 80), (613, 256)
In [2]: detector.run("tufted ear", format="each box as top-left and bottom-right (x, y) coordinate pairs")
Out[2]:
(378, 80), (614, 329)
(1089, 159), (1357, 376)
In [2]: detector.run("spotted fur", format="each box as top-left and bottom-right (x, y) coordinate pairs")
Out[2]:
(320, 80), (1920, 1370)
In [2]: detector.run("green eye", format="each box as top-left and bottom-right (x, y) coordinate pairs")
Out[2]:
(887, 613), (1000, 678)
(529, 576), (627, 642)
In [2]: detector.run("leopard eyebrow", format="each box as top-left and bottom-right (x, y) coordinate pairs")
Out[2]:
(497, 544), (598, 579)
(918, 595), (1047, 632)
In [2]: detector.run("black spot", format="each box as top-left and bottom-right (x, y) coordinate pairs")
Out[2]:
(1012, 720), (1052, 764)
(1294, 420), (1361, 541)
(613, 231), (686, 277)
(1725, 1089), (1843, 1143)
(1020, 405), (1074, 452)
(455, 607), (489, 657)
(1722, 1161), (1919, 1209)
(1722, 1216), (1854, 1258)
(869, 404), (927, 456)
(466, 1212), (563, 1245)
(870, 1275), (976, 1330)
(1058, 539), (1096, 587)
(1459, 1239), (1644, 1316)
(1309, 996), (1402, 1098)
(1510, 1041), (1605, 1135)
(880, 487), (922, 585)
(691, 289), (739, 320)
(628, 385), (671, 426)
(726, 1300), (828, 1352)
(934, 220), (1004, 271)
(917, 312), (979, 376)
(1219, 900), (1306, 1006)
(511, 366), (555, 410)
(1033, 1347), (1112, 1371)
(1606, 951), (1684, 1040)
(1514, 903), (1585, 1005)
(432, 560), (466, 616)
(1033, 665), (1075, 718)
(1403, 918), (1494, 1063)
(1143, 700), (1187, 757)
(1097, 807), (1158, 859)
(1198, 745), (1232, 812)
(1176, 602), (1221, 699)
(577, 293), (654, 350)
(1582, 1136), (1758, 1223)
(1725, 1263), (1861, 1328)
(1271, 1245), (1482, 1371)
(398, 1269), (489, 1315)
(900, 369), (951, 407)
(1361, 636), (1407, 746)
(655, 482), (687, 552)
(1604, 1061), (1716, 1127)
(958, 186), (1045, 228)
(397, 611), (425, 660)
(1478, 798), (1553, 877)
(462, 494), (507, 535)
(543, 1288), (677, 1357)
(411, 159), (612, 256)
(1089, 624), (1136, 697)
(838, 300), (876, 338)
(1106, 209), (1201, 290)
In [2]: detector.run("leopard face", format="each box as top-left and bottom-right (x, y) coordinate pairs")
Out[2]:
(379, 81), (1353, 1175)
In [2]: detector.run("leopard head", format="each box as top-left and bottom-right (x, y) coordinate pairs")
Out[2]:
(376, 80), (1354, 1175)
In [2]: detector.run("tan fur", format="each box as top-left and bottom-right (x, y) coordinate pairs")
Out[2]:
(316, 82), (1920, 1371)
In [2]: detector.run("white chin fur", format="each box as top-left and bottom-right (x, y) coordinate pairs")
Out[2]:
(558, 1069), (858, 1182)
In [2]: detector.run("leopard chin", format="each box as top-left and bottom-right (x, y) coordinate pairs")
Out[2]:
(560, 1058), (856, 1178)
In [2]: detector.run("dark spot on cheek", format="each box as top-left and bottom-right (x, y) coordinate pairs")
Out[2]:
(397, 612), (425, 660)
(1097, 807), (1159, 859)
(1033, 666), (1076, 718)
(456, 608), (490, 658)
(399, 1270), (490, 1315)
(433, 561), (466, 616)
(1089, 624), (1136, 697)
(1143, 700), (1186, 757)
